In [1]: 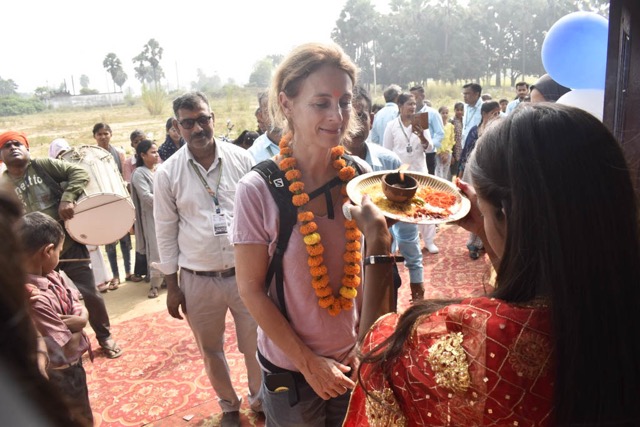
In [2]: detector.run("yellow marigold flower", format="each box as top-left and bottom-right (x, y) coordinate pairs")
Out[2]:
(339, 286), (358, 300)
(303, 232), (321, 246)
(345, 229), (362, 241)
(315, 287), (332, 298)
(328, 304), (342, 316)
(339, 297), (354, 310)
(307, 256), (324, 267)
(344, 264), (360, 276)
(311, 275), (330, 289)
(285, 169), (302, 181)
(289, 181), (305, 193)
(343, 251), (362, 264)
(332, 159), (346, 169)
(310, 265), (328, 277)
(346, 241), (361, 251)
(300, 222), (318, 235)
(306, 243), (324, 256)
(279, 157), (297, 170)
(339, 166), (356, 181)
(292, 193), (310, 207)
(331, 146), (345, 158)
(298, 211), (314, 222)
(318, 296), (335, 309)
(342, 275), (361, 288)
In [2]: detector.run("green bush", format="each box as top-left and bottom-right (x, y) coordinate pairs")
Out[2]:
(0, 96), (47, 116)
(141, 86), (166, 116)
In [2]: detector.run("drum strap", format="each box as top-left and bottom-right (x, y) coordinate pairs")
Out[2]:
(31, 160), (64, 204)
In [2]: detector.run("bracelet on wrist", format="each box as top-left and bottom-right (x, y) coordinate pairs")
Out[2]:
(363, 255), (405, 266)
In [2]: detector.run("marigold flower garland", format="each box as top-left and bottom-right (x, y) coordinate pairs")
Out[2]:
(279, 133), (361, 316)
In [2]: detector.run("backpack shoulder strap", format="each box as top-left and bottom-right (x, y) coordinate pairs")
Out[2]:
(251, 159), (297, 321)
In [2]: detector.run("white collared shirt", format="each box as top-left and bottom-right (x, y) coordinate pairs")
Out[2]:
(462, 98), (483, 148)
(153, 141), (255, 274)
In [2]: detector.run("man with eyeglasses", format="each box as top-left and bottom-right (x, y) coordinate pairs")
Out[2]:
(153, 92), (262, 427)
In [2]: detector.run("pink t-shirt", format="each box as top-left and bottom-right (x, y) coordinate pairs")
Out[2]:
(233, 170), (365, 371)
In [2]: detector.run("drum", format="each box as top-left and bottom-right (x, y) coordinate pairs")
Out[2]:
(60, 145), (135, 245)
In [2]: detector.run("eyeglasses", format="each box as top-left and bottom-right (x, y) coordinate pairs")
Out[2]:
(178, 115), (212, 130)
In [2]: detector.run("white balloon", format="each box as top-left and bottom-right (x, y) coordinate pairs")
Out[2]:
(556, 89), (605, 121)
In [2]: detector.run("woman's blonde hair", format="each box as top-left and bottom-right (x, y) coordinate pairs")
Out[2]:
(269, 42), (359, 141)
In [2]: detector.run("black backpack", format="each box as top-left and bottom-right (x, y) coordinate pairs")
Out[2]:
(251, 156), (363, 320)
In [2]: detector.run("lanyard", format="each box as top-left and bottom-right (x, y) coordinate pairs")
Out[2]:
(189, 158), (224, 213)
(398, 117), (413, 146)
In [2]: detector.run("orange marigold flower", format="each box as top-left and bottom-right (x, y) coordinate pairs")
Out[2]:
(306, 243), (324, 256)
(299, 222), (318, 235)
(285, 169), (302, 181)
(310, 265), (328, 277)
(339, 166), (356, 181)
(315, 287), (333, 298)
(307, 255), (324, 267)
(279, 147), (292, 156)
(318, 296), (335, 309)
(292, 193), (309, 207)
(298, 211), (314, 222)
(344, 264), (360, 276)
(279, 133), (293, 148)
(344, 219), (358, 229)
(339, 286), (358, 300)
(312, 275), (330, 289)
(345, 229), (362, 241)
(343, 251), (362, 264)
(279, 157), (297, 170)
(289, 181), (305, 193)
(346, 241), (361, 251)
(332, 159), (346, 169)
(328, 304), (342, 316)
(342, 275), (361, 288)
(340, 297), (354, 310)
(331, 146), (345, 158)
(303, 232), (321, 246)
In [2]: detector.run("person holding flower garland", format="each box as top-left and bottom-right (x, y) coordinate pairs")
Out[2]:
(233, 42), (373, 426)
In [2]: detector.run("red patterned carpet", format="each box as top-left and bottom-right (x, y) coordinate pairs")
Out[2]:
(84, 225), (491, 426)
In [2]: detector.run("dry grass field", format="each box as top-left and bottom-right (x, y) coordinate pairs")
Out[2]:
(0, 83), (515, 159)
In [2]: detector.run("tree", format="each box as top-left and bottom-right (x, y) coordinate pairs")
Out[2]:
(191, 69), (222, 93)
(103, 53), (128, 92)
(248, 58), (274, 87)
(0, 77), (18, 96)
(332, 0), (380, 85)
(80, 74), (90, 89)
(133, 39), (165, 89)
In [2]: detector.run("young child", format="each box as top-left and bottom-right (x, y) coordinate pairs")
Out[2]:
(17, 212), (93, 426)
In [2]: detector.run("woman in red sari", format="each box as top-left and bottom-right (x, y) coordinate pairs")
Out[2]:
(345, 103), (640, 426)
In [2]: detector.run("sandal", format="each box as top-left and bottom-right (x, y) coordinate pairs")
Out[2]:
(99, 338), (123, 359)
(410, 283), (425, 304)
(126, 274), (143, 283)
(148, 287), (159, 299)
(108, 278), (120, 290)
(97, 282), (109, 293)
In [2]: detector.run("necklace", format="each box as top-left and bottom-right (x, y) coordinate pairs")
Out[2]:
(278, 133), (361, 316)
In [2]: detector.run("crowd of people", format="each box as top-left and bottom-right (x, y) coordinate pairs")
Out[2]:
(0, 41), (638, 427)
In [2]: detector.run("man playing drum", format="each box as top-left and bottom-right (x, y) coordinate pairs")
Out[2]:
(0, 131), (123, 359)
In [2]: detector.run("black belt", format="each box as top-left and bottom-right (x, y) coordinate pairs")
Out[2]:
(180, 266), (236, 278)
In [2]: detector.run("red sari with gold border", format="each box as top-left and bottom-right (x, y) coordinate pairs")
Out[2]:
(345, 297), (554, 426)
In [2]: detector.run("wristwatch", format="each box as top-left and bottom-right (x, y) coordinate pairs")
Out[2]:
(363, 255), (405, 266)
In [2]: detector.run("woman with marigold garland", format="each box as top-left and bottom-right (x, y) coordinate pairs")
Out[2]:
(232, 42), (378, 426)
